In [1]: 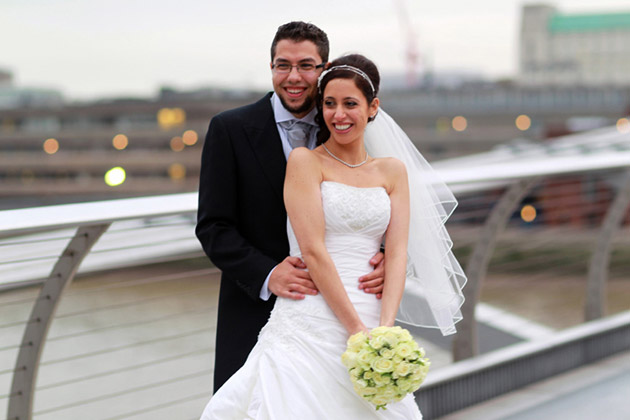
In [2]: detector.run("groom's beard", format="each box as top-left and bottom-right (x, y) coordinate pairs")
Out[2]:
(279, 95), (315, 117)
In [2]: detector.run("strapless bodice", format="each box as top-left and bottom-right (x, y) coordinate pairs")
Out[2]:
(280, 181), (391, 326)
(288, 180), (390, 263)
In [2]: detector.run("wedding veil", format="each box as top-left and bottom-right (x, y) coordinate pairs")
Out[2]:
(364, 109), (467, 336)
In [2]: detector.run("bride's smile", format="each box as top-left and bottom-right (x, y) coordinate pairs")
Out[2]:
(322, 78), (379, 149)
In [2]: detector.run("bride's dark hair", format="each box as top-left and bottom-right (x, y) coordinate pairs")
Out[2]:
(315, 54), (380, 145)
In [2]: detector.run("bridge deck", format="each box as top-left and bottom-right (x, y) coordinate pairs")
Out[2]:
(438, 350), (630, 420)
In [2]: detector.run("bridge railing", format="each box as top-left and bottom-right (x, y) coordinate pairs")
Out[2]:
(0, 193), (217, 420)
(2, 125), (630, 419)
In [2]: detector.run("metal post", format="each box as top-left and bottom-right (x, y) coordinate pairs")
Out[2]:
(453, 178), (539, 361)
(585, 170), (630, 321)
(8, 224), (110, 420)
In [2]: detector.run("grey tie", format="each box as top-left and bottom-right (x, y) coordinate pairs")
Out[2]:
(280, 120), (313, 149)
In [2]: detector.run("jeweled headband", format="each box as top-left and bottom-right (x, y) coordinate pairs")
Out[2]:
(317, 65), (375, 95)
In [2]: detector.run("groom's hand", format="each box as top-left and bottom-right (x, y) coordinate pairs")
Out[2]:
(269, 256), (318, 300)
(358, 252), (385, 299)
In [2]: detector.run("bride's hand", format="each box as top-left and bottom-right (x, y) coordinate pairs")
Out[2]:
(378, 319), (395, 328)
(348, 323), (369, 337)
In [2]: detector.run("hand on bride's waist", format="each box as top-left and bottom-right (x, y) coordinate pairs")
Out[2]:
(269, 256), (318, 300)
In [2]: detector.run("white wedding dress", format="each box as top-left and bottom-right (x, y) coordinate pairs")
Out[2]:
(200, 181), (423, 419)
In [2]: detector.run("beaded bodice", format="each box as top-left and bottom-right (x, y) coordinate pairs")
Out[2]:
(263, 181), (392, 348)
(287, 181), (390, 289)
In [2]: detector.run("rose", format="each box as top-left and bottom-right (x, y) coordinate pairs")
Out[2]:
(358, 386), (378, 396)
(383, 332), (400, 347)
(371, 357), (395, 373)
(370, 394), (390, 408)
(355, 378), (368, 388)
(394, 361), (412, 377)
(398, 328), (413, 342)
(370, 326), (390, 337)
(347, 331), (368, 352)
(396, 377), (413, 393)
(372, 372), (392, 386)
(357, 349), (377, 368)
(394, 342), (414, 358)
(341, 350), (358, 369)
(410, 365), (429, 382)
(380, 384), (398, 400)
(349, 367), (362, 378)
(368, 335), (388, 350)
(379, 348), (395, 359)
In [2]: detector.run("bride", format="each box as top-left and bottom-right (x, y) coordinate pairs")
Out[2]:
(200, 54), (465, 419)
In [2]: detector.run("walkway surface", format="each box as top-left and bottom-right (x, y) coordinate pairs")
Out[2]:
(438, 350), (630, 420)
(3, 259), (628, 419)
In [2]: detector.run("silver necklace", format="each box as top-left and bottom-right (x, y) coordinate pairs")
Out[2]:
(322, 143), (369, 168)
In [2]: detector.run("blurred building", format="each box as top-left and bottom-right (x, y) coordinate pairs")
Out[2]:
(0, 68), (65, 110)
(0, 88), (262, 209)
(520, 4), (630, 86)
(1, 79), (629, 209)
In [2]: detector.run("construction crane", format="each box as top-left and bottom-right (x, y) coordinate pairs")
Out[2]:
(393, 0), (421, 87)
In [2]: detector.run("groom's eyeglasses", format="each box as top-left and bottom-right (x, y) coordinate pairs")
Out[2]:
(272, 62), (326, 74)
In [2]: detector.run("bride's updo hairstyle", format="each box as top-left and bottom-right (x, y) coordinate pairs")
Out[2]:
(316, 54), (380, 145)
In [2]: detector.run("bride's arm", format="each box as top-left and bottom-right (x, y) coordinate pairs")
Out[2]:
(380, 159), (410, 327)
(284, 148), (367, 336)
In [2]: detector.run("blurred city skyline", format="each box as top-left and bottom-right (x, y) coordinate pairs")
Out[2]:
(3, 0), (630, 100)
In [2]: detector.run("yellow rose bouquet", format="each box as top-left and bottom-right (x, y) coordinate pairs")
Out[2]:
(341, 326), (430, 410)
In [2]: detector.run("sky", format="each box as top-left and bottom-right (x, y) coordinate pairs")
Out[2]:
(2, 0), (629, 100)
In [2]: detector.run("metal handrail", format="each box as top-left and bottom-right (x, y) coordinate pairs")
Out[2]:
(0, 193), (198, 239)
(2, 145), (630, 239)
(416, 310), (630, 419)
(1, 124), (629, 419)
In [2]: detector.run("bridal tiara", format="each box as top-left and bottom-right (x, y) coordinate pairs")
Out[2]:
(317, 65), (375, 95)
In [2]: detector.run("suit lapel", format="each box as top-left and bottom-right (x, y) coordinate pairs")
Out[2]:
(244, 94), (287, 202)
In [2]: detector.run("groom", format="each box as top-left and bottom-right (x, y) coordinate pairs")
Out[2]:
(196, 21), (385, 392)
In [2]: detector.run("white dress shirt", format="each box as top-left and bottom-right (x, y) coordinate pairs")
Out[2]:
(259, 94), (319, 300)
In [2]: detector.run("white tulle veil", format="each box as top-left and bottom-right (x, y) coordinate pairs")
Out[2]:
(364, 109), (467, 336)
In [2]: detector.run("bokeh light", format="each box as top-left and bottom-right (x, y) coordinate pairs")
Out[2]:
(170, 136), (185, 152)
(157, 107), (186, 130)
(43, 138), (59, 154)
(452, 116), (467, 132)
(112, 134), (129, 150)
(520, 205), (537, 223)
(168, 163), (186, 180)
(182, 129), (199, 146)
(515, 114), (532, 131)
(616, 118), (630, 134)
(104, 167), (126, 186)
(436, 118), (450, 133)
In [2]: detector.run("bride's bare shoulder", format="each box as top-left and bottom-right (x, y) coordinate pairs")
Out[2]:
(288, 146), (315, 161)
(287, 147), (319, 168)
(374, 157), (407, 181)
(286, 148), (324, 182)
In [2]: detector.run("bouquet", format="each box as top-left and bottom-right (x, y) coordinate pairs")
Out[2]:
(341, 326), (430, 410)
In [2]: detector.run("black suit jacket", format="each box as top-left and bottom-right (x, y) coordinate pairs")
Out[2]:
(196, 93), (289, 391)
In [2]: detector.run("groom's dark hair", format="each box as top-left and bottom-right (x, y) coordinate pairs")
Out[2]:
(270, 21), (329, 62)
